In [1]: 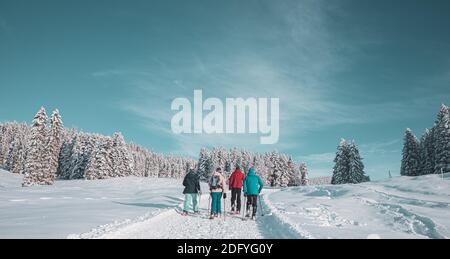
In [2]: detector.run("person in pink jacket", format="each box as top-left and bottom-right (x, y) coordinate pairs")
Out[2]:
(209, 167), (228, 219)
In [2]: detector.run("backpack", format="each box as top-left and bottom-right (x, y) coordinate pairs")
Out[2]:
(210, 174), (221, 189)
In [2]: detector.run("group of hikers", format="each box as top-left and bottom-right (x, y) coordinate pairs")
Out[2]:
(182, 165), (264, 220)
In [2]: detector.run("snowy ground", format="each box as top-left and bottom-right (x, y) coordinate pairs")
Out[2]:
(1, 169), (449, 239)
(0, 169), (186, 238)
(266, 173), (450, 239)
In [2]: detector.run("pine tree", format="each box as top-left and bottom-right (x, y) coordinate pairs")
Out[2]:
(0, 124), (9, 166)
(0, 123), (19, 166)
(276, 154), (293, 187)
(268, 150), (283, 187)
(420, 129), (435, 175)
(299, 163), (309, 186)
(5, 124), (28, 175)
(252, 153), (267, 184)
(22, 107), (49, 186)
(400, 128), (422, 176)
(47, 109), (64, 182)
(240, 150), (252, 174)
(85, 138), (113, 180)
(68, 133), (98, 179)
(285, 156), (300, 186)
(348, 141), (370, 183)
(0, 124), (4, 165)
(111, 132), (134, 177)
(198, 148), (213, 181)
(57, 129), (77, 179)
(332, 139), (350, 185)
(434, 104), (450, 174)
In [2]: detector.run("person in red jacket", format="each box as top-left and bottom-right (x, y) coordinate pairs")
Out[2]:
(228, 166), (245, 214)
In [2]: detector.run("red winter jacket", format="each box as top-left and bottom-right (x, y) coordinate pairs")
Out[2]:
(228, 169), (245, 189)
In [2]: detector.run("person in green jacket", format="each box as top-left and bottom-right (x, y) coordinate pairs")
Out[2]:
(243, 167), (264, 220)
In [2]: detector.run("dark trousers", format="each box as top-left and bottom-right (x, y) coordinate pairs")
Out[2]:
(246, 195), (258, 217)
(231, 188), (242, 212)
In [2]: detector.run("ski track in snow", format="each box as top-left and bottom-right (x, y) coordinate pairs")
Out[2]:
(75, 190), (306, 239)
(76, 194), (266, 239)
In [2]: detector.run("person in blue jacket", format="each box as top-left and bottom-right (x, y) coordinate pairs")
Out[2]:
(243, 167), (264, 220)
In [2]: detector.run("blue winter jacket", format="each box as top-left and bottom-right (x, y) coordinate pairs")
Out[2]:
(243, 168), (264, 195)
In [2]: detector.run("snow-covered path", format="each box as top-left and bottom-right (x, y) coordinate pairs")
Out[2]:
(101, 195), (263, 239)
(75, 189), (304, 239)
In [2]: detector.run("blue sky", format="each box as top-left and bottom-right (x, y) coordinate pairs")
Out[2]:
(1, 0), (449, 180)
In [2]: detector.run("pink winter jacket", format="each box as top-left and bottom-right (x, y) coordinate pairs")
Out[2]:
(210, 172), (228, 193)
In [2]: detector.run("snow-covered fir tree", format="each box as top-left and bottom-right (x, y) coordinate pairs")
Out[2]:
(67, 133), (92, 179)
(47, 109), (64, 182)
(228, 148), (241, 171)
(420, 128), (435, 175)
(57, 129), (77, 179)
(299, 163), (309, 186)
(348, 141), (370, 183)
(85, 137), (113, 180)
(0, 123), (20, 166)
(22, 107), (50, 186)
(110, 132), (134, 178)
(400, 128), (422, 176)
(240, 150), (253, 174)
(198, 148), (213, 181)
(331, 139), (350, 185)
(252, 153), (268, 184)
(277, 154), (293, 187)
(269, 151), (285, 187)
(331, 139), (369, 184)
(5, 124), (28, 175)
(433, 104), (450, 174)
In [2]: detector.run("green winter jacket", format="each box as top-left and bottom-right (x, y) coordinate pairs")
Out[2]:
(243, 168), (264, 195)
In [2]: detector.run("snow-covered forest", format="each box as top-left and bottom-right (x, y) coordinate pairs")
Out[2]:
(196, 147), (307, 187)
(0, 107), (196, 186)
(0, 107), (313, 187)
(401, 104), (450, 176)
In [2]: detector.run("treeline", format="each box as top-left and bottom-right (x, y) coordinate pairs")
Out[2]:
(197, 147), (309, 187)
(401, 104), (450, 176)
(0, 107), (196, 186)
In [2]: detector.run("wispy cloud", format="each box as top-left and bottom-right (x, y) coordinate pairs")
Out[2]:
(299, 152), (335, 164)
(92, 69), (152, 78)
(359, 139), (400, 155)
(90, 0), (431, 165)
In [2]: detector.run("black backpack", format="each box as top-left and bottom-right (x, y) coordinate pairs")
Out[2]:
(210, 174), (221, 189)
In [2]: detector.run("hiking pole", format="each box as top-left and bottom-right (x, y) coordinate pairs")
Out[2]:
(207, 193), (211, 216)
(258, 195), (265, 217)
(223, 192), (226, 221)
(198, 192), (201, 212)
(242, 195), (247, 219)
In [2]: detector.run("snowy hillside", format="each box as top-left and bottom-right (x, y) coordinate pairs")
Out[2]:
(0, 169), (187, 238)
(266, 173), (450, 239)
(1, 169), (449, 239)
